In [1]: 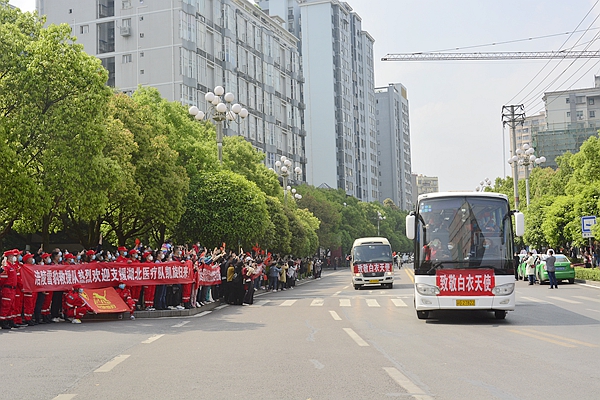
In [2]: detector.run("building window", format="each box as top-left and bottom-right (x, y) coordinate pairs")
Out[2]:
(122, 54), (132, 63)
(140, 69), (144, 74)
(140, 33), (144, 38)
(589, 98), (595, 105)
(98, 0), (115, 18)
(97, 21), (115, 54)
(576, 96), (585, 104)
(566, 98), (570, 104)
(140, 52), (144, 57)
(100, 57), (115, 87)
(577, 110), (584, 119)
(567, 112), (571, 117)
(80, 25), (89, 34)
(590, 110), (596, 118)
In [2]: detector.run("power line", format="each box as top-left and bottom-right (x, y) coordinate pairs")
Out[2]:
(508, 0), (600, 105)
(425, 28), (600, 53)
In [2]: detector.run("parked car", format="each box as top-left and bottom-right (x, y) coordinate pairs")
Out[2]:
(536, 254), (575, 284)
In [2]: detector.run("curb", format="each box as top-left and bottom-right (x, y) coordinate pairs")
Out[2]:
(575, 279), (600, 287)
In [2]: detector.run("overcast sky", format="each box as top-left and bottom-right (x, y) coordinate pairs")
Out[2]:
(10, 0), (600, 191)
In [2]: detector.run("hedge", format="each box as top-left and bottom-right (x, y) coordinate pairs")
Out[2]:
(575, 267), (600, 281)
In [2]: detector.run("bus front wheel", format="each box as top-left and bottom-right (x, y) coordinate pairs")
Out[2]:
(494, 310), (507, 320)
(416, 310), (429, 320)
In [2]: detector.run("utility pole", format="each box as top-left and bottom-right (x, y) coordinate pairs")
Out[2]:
(502, 105), (526, 210)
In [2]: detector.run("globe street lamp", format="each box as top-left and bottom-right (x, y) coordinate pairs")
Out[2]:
(507, 143), (546, 206)
(475, 178), (492, 192)
(188, 85), (248, 164)
(376, 211), (386, 236)
(270, 155), (302, 204)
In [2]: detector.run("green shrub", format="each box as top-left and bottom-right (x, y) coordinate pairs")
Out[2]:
(575, 267), (600, 281)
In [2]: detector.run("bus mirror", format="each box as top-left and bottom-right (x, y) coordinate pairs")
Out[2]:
(514, 212), (525, 236)
(406, 215), (415, 240)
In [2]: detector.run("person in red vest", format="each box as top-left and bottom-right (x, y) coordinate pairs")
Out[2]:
(1, 249), (20, 329)
(21, 253), (37, 326)
(116, 246), (129, 263)
(63, 284), (92, 324)
(115, 281), (136, 320)
(142, 251), (156, 311)
(128, 249), (142, 309)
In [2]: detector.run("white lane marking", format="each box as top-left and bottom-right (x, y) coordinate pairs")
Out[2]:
(192, 311), (212, 318)
(333, 291), (341, 296)
(391, 298), (408, 307)
(577, 283), (600, 290)
(547, 296), (582, 304)
(366, 299), (380, 307)
(250, 300), (270, 307)
(311, 298), (324, 306)
(343, 286), (349, 289)
(343, 328), (369, 347)
(586, 308), (600, 312)
(383, 367), (433, 400)
(520, 296), (552, 303)
(329, 311), (342, 321)
(53, 395), (78, 400)
(574, 296), (600, 303)
(280, 300), (297, 307)
(94, 355), (130, 372)
(214, 304), (229, 310)
(171, 321), (190, 328)
(339, 299), (351, 307)
(309, 359), (325, 369)
(142, 334), (164, 344)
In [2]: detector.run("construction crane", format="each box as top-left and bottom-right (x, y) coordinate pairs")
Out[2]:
(381, 51), (600, 61)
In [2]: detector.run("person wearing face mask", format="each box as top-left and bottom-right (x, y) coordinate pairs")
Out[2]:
(36, 252), (54, 324)
(63, 284), (92, 324)
(21, 253), (38, 326)
(49, 251), (66, 323)
(142, 251), (156, 311)
(154, 251), (168, 310)
(0, 249), (20, 329)
(116, 246), (129, 263)
(83, 249), (97, 263)
(115, 281), (136, 320)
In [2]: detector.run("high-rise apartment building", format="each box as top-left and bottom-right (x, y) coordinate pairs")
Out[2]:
(375, 84), (412, 210)
(258, 0), (379, 201)
(535, 75), (600, 169)
(412, 174), (438, 205)
(38, 0), (307, 180)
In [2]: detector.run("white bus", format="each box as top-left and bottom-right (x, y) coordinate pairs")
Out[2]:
(406, 192), (524, 320)
(351, 237), (394, 289)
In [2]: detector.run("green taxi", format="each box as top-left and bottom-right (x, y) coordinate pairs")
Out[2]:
(536, 254), (575, 284)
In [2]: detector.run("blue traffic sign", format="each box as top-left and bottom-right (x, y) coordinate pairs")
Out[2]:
(582, 216), (596, 238)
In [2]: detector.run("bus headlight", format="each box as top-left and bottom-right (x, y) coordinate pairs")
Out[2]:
(354, 273), (361, 277)
(492, 283), (515, 296)
(385, 272), (393, 276)
(416, 283), (440, 296)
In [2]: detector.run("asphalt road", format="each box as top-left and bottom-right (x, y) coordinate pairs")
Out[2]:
(1, 266), (600, 400)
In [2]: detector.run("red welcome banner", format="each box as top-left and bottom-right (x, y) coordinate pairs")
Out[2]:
(353, 262), (393, 274)
(436, 269), (495, 296)
(81, 287), (131, 314)
(21, 261), (194, 293)
(198, 264), (222, 285)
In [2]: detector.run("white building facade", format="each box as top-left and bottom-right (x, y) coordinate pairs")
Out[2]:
(375, 84), (412, 211)
(258, 0), (379, 201)
(38, 0), (306, 179)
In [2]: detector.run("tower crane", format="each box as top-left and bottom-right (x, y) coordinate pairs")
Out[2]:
(381, 50), (600, 61)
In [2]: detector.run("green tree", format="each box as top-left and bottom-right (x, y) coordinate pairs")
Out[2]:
(177, 170), (269, 249)
(259, 196), (291, 255)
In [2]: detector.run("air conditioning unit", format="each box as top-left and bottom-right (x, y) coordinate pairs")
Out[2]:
(120, 26), (131, 36)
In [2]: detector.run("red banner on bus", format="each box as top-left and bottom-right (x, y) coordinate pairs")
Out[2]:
(436, 269), (495, 296)
(353, 262), (393, 274)
(21, 261), (194, 293)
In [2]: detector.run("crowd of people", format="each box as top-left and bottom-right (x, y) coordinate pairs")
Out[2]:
(0, 240), (325, 330)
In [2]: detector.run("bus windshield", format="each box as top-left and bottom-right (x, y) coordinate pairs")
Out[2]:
(414, 196), (514, 275)
(353, 244), (393, 263)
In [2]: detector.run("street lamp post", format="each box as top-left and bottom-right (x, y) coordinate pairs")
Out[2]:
(507, 143), (546, 206)
(188, 85), (248, 164)
(377, 211), (386, 236)
(475, 178), (492, 192)
(271, 155), (302, 204)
